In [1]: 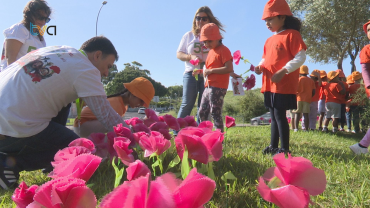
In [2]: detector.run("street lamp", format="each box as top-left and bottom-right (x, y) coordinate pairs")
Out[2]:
(96, 1), (108, 36)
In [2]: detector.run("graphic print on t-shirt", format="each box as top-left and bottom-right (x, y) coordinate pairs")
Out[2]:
(23, 56), (60, 83)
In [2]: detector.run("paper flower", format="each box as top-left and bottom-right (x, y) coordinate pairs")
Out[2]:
(175, 127), (224, 164)
(68, 138), (96, 154)
(51, 146), (92, 167)
(125, 117), (143, 126)
(257, 153), (327, 208)
(158, 128), (172, 140)
(113, 123), (132, 138)
(88, 133), (109, 159)
(145, 108), (159, 121)
(233, 50), (242, 65)
(225, 116), (236, 128)
(150, 121), (170, 131)
(29, 177), (97, 208)
(198, 121), (213, 129)
(184, 116), (198, 127)
(243, 74), (256, 90)
(12, 182), (38, 208)
(190, 59), (199, 66)
(162, 114), (180, 131)
(133, 132), (149, 144)
(126, 160), (151, 181)
(250, 64), (255, 72)
(100, 168), (215, 208)
(158, 116), (165, 122)
(113, 137), (135, 166)
(49, 154), (102, 181)
(132, 123), (151, 134)
(139, 131), (171, 157)
(177, 118), (189, 129)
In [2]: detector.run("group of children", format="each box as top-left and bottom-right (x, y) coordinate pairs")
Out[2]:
(290, 67), (367, 134)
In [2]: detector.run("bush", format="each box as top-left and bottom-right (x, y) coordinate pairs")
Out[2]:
(239, 89), (267, 121)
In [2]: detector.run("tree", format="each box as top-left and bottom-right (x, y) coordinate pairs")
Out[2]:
(167, 85), (183, 98)
(289, 0), (370, 70)
(101, 64), (118, 85)
(104, 61), (168, 97)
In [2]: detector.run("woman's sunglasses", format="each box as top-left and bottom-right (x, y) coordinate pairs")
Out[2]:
(195, 16), (208, 22)
(37, 15), (51, 23)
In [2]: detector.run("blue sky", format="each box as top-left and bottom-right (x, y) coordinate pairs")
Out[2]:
(0, 0), (364, 90)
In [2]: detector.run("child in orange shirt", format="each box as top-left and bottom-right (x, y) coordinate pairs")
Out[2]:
(196, 23), (235, 132)
(323, 71), (346, 132)
(293, 65), (316, 131)
(348, 71), (364, 133)
(302, 69), (321, 130)
(345, 74), (355, 132)
(255, 0), (307, 154)
(336, 69), (349, 131)
(318, 70), (328, 130)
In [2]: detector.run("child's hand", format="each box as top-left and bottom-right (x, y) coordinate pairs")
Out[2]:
(192, 69), (201, 77)
(271, 68), (288, 83)
(230, 72), (242, 79)
(203, 68), (213, 77)
(255, 65), (264, 75)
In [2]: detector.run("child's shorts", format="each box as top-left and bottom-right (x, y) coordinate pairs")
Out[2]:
(293, 101), (310, 113)
(325, 102), (341, 119)
(318, 99), (326, 113)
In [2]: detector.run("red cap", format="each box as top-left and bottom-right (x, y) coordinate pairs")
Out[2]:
(262, 0), (293, 20)
(363, 20), (370, 34)
(200, 23), (222, 41)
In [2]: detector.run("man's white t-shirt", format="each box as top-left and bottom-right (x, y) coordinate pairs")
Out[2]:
(177, 31), (209, 73)
(0, 23), (46, 71)
(0, 45), (106, 137)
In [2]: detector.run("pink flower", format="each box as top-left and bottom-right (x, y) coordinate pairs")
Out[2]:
(127, 160), (151, 181)
(269, 118), (272, 123)
(189, 59), (199, 66)
(132, 123), (151, 134)
(243, 74), (256, 90)
(113, 123), (132, 138)
(12, 182), (38, 208)
(68, 138), (96, 153)
(48, 154), (102, 181)
(113, 137), (135, 166)
(177, 118), (188, 129)
(260, 117), (264, 121)
(139, 131), (171, 157)
(198, 121), (213, 129)
(233, 50), (242, 65)
(250, 64), (255, 72)
(29, 177), (97, 208)
(158, 116), (165, 122)
(150, 122), (169, 131)
(257, 153), (327, 208)
(145, 108), (159, 121)
(51, 146), (92, 167)
(144, 118), (157, 127)
(133, 132), (149, 144)
(225, 116), (236, 128)
(162, 114), (180, 131)
(175, 127), (223, 164)
(184, 116), (198, 127)
(88, 133), (109, 158)
(100, 168), (215, 208)
(125, 117), (143, 126)
(158, 128), (172, 140)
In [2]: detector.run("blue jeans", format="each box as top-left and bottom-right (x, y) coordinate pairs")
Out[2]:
(0, 104), (78, 171)
(177, 71), (204, 122)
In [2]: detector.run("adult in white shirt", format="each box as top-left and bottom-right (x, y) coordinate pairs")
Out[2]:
(0, 0), (51, 71)
(0, 36), (129, 190)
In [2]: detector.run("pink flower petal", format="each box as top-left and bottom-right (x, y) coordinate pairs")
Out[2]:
(113, 138), (135, 166)
(12, 182), (38, 208)
(158, 128), (172, 140)
(133, 132), (149, 145)
(250, 64), (255, 72)
(183, 116), (198, 127)
(243, 74), (256, 90)
(144, 118), (157, 128)
(68, 138), (96, 153)
(150, 122), (169, 131)
(127, 160), (151, 181)
(139, 131), (171, 157)
(233, 50), (241, 65)
(177, 118), (188, 129)
(52, 146), (92, 167)
(88, 133), (109, 158)
(145, 108), (159, 121)
(175, 133), (209, 164)
(125, 117), (144, 126)
(198, 121), (213, 130)
(163, 115), (180, 131)
(201, 130), (224, 162)
(225, 116), (236, 128)
(189, 59), (199, 66)
(113, 123), (132, 139)
(158, 116), (165, 122)
(132, 123), (151, 134)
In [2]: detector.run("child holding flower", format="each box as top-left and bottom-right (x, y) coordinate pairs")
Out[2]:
(255, 0), (307, 154)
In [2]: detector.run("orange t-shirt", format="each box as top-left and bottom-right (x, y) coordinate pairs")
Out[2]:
(261, 29), (307, 94)
(338, 81), (349, 104)
(319, 81), (327, 100)
(296, 76), (316, 102)
(324, 82), (343, 104)
(205, 44), (233, 89)
(311, 81), (320, 102)
(73, 96), (127, 127)
(360, 44), (370, 64)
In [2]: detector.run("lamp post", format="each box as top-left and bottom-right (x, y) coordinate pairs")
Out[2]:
(96, 1), (108, 36)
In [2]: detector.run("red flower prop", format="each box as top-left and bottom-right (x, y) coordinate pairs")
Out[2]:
(125, 117), (143, 126)
(162, 114), (180, 131)
(184, 116), (198, 127)
(144, 118), (157, 127)
(175, 127), (223, 164)
(158, 116), (165, 122)
(158, 128), (172, 140)
(190, 59), (200, 66)
(198, 121), (213, 129)
(233, 50), (242, 65)
(139, 131), (171, 157)
(113, 137), (135, 166)
(133, 132), (149, 144)
(257, 153), (327, 208)
(68, 138), (96, 154)
(113, 123), (132, 138)
(29, 177), (97, 208)
(126, 160), (151, 181)
(132, 123), (151, 134)
(150, 122), (169, 131)
(12, 181), (38, 208)
(177, 117), (188, 129)
(250, 64), (255, 72)
(243, 74), (256, 90)
(100, 168), (215, 208)
(145, 108), (159, 121)
(88, 133), (109, 159)
(225, 116), (236, 128)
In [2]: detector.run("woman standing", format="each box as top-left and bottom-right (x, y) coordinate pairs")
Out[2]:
(176, 6), (225, 123)
(1, 0), (51, 71)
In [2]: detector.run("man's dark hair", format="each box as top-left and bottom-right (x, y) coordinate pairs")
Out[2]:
(80, 36), (119, 61)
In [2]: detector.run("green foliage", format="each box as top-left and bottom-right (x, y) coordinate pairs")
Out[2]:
(351, 86), (370, 126)
(101, 64), (118, 85)
(167, 85), (183, 98)
(104, 61), (168, 97)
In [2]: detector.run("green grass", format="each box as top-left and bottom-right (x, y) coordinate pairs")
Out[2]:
(1, 127), (369, 207)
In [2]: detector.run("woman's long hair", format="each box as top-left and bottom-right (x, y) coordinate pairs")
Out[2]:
(281, 15), (302, 32)
(192, 6), (225, 36)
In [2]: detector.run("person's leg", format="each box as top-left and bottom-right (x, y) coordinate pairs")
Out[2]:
(295, 113), (301, 131)
(177, 72), (197, 119)
(198, 88), (211, 123)
(303, 113), (309, 130)
(196, 76), (205, 124)
(209, 87), (227, 132)
(269, 107), (279, 148)
(350, 127), (370, 155)
(323, 103), (331, 131)
(346, 107), (352, 131)
(0, 121), (79, 172)
(290, 110), (296, 130)
(309, 101), (318, 130)
(352, 106), (360, 133)
(318, 100), (325, 130)
(340, 104), (346, 130)
(359, 128), (370, 147)
(79, 120), (108, 138)
(274, 107), (290, 151)
(51, 103), (71, 126)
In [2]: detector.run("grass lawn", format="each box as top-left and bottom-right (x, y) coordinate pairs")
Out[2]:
(1, 126), (369, 207)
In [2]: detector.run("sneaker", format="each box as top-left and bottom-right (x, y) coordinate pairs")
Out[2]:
(294, 129), (298, 132)
(322, 127), (328, 132)
(273, 148), (291, 156)
(350, 143), (368, 155)
(339, 128), (344, 131)
(318, 127), (323, 131)
(0, 165), (19, 190)
(346, 129), (351, 132)
(262, 145), (279, 155)
(332, 129), (338, 133)
(352, 130), (357, 134)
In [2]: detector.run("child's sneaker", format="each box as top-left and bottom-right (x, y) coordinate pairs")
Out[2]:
(332, 128), (338, 133)
(294, 129), (298, 132)
(352, 130), (357, 134)
(346, 129), (351, 132)
(339, 128), (344, 131)
(322, 127), (328, 132)
(0, 165), (19, 190)
(318, 127), (323, 131)
(350, 143), (368, 155)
